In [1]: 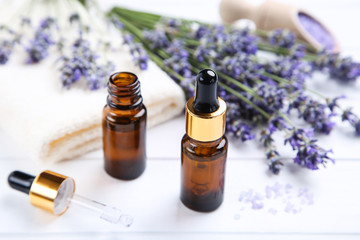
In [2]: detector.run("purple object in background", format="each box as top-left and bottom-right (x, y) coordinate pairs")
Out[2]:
(298, 12), (335, 51)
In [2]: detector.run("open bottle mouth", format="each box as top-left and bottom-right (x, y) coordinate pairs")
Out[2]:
(107, 72), (142, 109)
(110, 72), (138, 87)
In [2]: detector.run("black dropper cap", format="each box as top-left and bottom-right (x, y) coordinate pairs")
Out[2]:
(8, 171), (35, 195)
(193, 69), (219, 113)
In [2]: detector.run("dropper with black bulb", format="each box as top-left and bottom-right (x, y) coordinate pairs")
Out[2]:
(8, 170), (133, 226)
(180, 69), (228, 212)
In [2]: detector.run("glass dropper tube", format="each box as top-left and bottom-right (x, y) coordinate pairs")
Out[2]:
(68, 194), (133, 226)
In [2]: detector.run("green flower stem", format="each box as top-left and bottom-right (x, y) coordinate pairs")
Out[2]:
(219, 82), (271, 119)
(110, 7), (161, 22)
(113, 11), (296, 127)
(111, 7), (320, 60)
(112, 13), (194, 89)
(111, 9), (157, 29)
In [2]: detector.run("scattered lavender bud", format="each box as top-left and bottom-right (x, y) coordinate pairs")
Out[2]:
(268, 208), (277, 215)
(237, 183), (314, 216)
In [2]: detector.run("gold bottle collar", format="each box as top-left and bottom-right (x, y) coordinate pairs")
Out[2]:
(186, 97), (227, 142)
(29, 170), (75, 215)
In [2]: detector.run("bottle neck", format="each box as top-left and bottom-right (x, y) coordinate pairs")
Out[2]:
(107, 72), (143, 110)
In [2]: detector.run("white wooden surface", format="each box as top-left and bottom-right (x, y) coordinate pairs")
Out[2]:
(1, 0), (360, 239)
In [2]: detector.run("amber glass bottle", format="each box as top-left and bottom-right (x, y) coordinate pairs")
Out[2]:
(180, 69), (228, 212)
(102, 72), (147, 180)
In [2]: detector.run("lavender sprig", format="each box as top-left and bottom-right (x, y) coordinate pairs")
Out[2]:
(58, 15), (115, 90)
(25, 17), (56, 64)
(285, 128), (334, 170)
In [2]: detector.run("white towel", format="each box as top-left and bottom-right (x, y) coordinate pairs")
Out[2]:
(0, 52), (185, 163)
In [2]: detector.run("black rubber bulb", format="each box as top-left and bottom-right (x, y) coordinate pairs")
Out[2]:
(8, 171), (35, 195)
(193, 69), (219, 113)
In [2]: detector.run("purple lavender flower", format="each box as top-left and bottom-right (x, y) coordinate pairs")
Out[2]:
(327, 95), (345, 112)
(166, 40), (189, 59)
(254, 83), (287, 115)
(341, 108), (360, 135)
(284, 128), (313, 150)
(0, 40), (13, 64)
(260, 129), (283, 174)
(222, 28), (258, 55)
(219, 54), (261, 83)
(201, 26), (257, 56)
(285, 127), (334, 170)
(313, 52), (360, 82)
(143, 29), (170, 49)
(290, 44), (306, 60)
(264, 57), (312, 91)
(267, 150), (283, 175)
(194, 46), (212, 62)
(25, 17), (56, 64)
(59, 38), (114, 90)
(194, 25), (208, 39)
(179, 76), (195, 99)
(269, 29), (296, 48)
(355, 120), (360, 136)
(294, 144), (333, 170)
(123, 34), (149, 70)
(268, 116), (287, 134)
(164, 40), (191, 77)
(226, 120), (255, 142)
(289, 94), (335, 134)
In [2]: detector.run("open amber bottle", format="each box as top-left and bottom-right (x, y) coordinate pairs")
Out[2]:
(181, 69), (228, 212)
(102, 72), (147, 180)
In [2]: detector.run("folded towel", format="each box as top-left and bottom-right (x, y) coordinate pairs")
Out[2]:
(0, 52), (185, 163)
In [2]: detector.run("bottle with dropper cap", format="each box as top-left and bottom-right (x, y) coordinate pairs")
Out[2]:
(181, 69), (228, 212)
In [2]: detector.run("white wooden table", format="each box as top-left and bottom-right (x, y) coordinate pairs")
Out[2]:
(1, 0), (360, 239)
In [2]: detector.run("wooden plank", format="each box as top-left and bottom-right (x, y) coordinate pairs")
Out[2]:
(0, 158), (359, 234)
